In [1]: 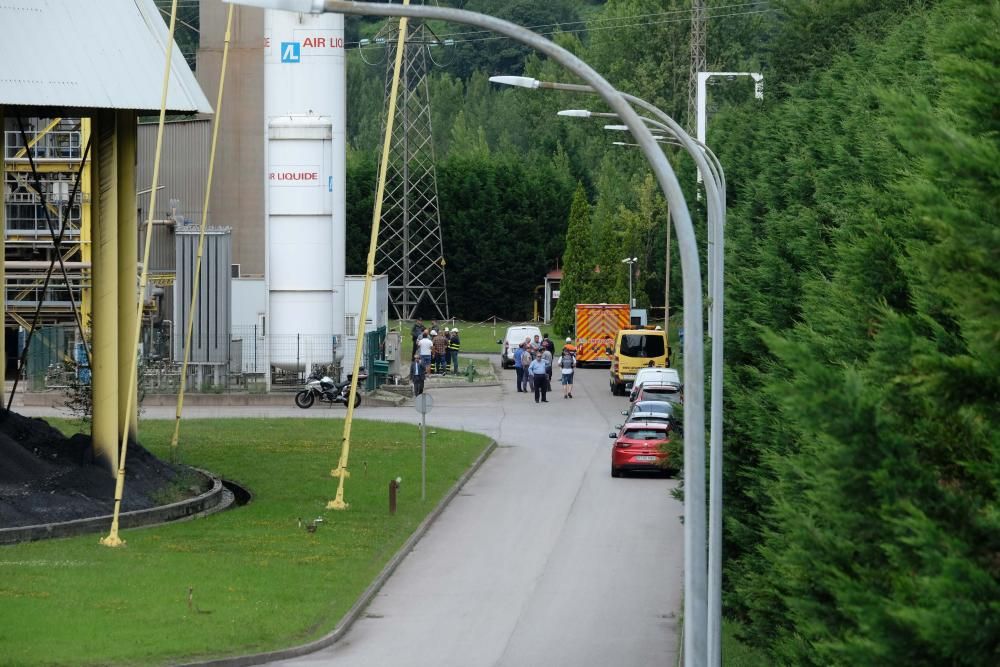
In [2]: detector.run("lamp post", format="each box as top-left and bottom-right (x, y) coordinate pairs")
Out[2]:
(696, 71), (762, 184)
(622, 256), (638, 308)
(227, 2), (708, 665)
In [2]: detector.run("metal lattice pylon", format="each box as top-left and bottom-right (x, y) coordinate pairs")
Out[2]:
(687, 0), (707, 134)
(374, 20), (449, 321)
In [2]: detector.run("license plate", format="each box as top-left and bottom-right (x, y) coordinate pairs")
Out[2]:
(634, 455), (657, 462)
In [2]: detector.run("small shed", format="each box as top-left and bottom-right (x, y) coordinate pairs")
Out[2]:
(543, 268), (562, 323)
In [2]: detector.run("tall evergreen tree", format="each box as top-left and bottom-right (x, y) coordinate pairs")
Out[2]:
(553, 184), (593, 335)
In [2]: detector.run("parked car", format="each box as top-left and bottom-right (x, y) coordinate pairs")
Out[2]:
(622, 400), (676, 422)
(609, 421), (672, 477)
(632, 382), (683, 405)
(621, 400), (683, 437)
(498, 325), (542, 368)
(629, 366), (680, 392)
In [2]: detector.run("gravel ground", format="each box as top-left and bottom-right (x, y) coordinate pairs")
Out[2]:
(0, 410), (195, 529)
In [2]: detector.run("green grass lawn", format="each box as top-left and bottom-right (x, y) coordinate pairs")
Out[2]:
(0, 418), (491, 666)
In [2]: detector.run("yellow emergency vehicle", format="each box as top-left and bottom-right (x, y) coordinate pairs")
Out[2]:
(609, 327), (669, 395)
(573, 303), (630, 366)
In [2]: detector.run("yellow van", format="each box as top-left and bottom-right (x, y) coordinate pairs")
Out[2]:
(609, 328), (669, 396)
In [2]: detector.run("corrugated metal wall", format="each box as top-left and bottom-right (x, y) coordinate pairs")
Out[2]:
(173, 227), (232, 364)
(137, 119), (209, 225)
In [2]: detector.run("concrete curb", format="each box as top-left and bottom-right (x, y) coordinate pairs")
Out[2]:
(0, 469), (224, 545)
(17, 392), (402, 409)
(179, 438), (499, 667)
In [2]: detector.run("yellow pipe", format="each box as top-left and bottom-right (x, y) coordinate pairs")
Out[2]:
(328, 3), (411, 510)
(102, 0), (179, 548)
(80, 118), (93, 337)
(170, 3), (234, 461)
(117, 110), (138, 440)
(91, 111), (119, 476)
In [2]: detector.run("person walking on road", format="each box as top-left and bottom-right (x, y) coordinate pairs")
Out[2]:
(528, 351), (549, 403)
(513, 342), (526, 392)
(558, 348), (576, 398)
(409, 353), (426, 397)
(522, 337), (534, 392)
(541, 346), (553, 387)
(449, 327), (461, 374)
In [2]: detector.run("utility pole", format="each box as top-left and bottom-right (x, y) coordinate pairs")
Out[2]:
(374, 18), (450, 320)
(687, 0), (707, 134)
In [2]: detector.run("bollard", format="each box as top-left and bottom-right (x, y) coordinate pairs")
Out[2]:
(389, 479), (399, 515)
(465, 363), (477, 382)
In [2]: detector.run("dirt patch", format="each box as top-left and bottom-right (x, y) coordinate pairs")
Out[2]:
(0, 410), (204, 529)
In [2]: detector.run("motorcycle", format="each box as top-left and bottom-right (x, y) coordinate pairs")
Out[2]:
(294, 368), (367, 409)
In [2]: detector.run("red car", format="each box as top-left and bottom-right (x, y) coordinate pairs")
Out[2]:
(609, 421), (673, 477)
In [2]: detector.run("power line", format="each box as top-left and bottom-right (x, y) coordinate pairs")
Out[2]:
(430, 1), (765, 41)
(348, 5), (771, 50)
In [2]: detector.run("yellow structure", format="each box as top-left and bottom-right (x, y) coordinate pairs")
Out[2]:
(329, 1), (411, 511)
(0, 0), (211, 545)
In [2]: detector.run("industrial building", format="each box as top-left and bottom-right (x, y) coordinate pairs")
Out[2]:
(2, 1), (392, 394)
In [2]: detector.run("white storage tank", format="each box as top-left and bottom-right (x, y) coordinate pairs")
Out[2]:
(264, 9), (346, 373)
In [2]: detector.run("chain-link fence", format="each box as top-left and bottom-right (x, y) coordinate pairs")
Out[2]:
(19, 325), (392, 395)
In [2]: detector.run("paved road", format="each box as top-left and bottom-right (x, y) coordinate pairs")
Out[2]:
(18, 363), (684, 666)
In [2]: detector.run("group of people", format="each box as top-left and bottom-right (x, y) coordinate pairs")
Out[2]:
(513, 333), (577, 403)
(409, 320), (461, 397)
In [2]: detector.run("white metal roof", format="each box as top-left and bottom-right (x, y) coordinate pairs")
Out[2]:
(0, 0), (211, 113)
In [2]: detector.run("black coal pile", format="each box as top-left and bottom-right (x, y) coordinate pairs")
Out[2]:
(0, 410), (192, 528)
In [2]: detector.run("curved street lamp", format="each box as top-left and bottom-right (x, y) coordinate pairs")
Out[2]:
(227, 1), (709, 664)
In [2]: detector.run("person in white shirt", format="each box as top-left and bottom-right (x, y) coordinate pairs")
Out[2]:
(417, 333), (433, 373)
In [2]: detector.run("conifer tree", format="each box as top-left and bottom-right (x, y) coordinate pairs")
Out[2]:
(552, 184), (593, 335)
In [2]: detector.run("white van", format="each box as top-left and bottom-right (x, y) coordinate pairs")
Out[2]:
(498, 325), (542, 368)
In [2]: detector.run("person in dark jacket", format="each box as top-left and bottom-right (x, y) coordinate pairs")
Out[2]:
(449, 327), (461, 373)
(409, 353), (425, 396)
(410, 320), (425, 361)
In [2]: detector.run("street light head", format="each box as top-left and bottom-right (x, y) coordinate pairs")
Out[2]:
(489, 75), (540, 89)
(557, 109), (593, 118)
(224, 0), (324, 13)
(604, 124), (630, 132)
